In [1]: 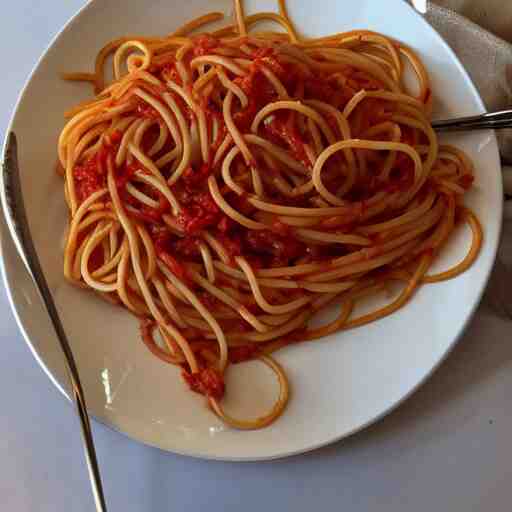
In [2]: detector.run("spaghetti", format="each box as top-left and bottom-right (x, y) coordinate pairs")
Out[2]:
(58, 0), (482, 429)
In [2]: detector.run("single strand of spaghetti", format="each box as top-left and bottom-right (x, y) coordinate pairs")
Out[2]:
(295, 228), (371, 246)
(423, 209), (482, 283)
(61, 71), (97, 85)
(74, 211), (117, 237)
(303, 143), (317, 167)
(237, 309), (311, 343)
(160, 92), (192, 182)
(198, 242), (216, 283)
(201, 232), (231, 265)
(217, 68), (248, 108)
(236, 257), (311, 314)
(209, 353), (289, 430)
(133, 70), (165, 88)
(243, 12), (298, 43)
(192, 67), (218, 93)
(113, 41), (152, 80)
(362, 123), (401, 181)
(251, 168), (265, 197)
(216, 263), (301, 289)
(73, 123), (110, 162)
(300, 300), (354, 341)
(277, 0), (299, 42)
(221, 145), (247, 195)
(92, 242), (125, 279)
(126, 183), (160, 207)
(136, 224), (157, 280)
(299, 281), (357, 293)
(359, 190), (436, 235)
(116, 245), (142, 314)
(152, 278), (187, 328)
(148, 121), (169, 157)
(115, 118), (144, 166)
(190, 270), (271, 333)
(234, 0), (247, 36)
(155, 261), (228, 371)
(133, 171), (181, 215)
(223, 91), (255, 165)
(391, 113), (437, 173)
(306, 239), (418, 283)
(170, 12), (224, 36)
(397, 44), (430, 100)
(344, 253), (432, 330)
(277, 215), (319, 227)
(72, 233), (93, 281)
(94, 36), (146, 92)
(190, 55), (246, 76)
(257, 64), (289, 99)
(64, 189), (109, 280)
(343, 89), (424, 119)
(259, 169), (315, 198)
(307, 117), (323, 157)
(244, 134), (308, 175)
(155, 147), (180, 168)
(208, 175), (265, 229)
(81, 222), (119, 292)
(141, 323), (184, 365)
(213, 133), (234, 166)
(109, 114), (137, 135)
(251, 101), (336, 144)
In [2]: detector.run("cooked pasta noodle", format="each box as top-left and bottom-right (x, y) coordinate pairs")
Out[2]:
(58, 0), (482, 429)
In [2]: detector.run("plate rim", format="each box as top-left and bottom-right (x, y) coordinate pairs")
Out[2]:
(0, 0), (503, 461)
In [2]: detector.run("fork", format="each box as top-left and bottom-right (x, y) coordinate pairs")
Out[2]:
(1, 133), (108, 512)
(432, 109), (512, 132)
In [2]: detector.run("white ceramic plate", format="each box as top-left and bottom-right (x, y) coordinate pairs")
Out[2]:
(0, 0), (502, 460)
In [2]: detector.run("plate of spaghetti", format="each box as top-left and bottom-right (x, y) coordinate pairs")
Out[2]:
(0, 0), (502, 460)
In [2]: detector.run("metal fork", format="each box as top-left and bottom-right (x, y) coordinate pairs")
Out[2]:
(432, 109), (512, 132)
(1, 133), (107, 512)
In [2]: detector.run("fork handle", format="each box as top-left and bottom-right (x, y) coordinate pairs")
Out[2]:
(2, 133), (108, 512)
(432, 109), (512, 131)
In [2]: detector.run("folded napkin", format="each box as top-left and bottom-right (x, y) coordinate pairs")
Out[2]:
(427, 1), (512, 163)
(423, 2), (512, 314)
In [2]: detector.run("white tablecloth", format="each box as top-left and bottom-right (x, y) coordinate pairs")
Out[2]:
(1, 2), (511, 510)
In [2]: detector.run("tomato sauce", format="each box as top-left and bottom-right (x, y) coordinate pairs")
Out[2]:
(182, 367), (225, 400)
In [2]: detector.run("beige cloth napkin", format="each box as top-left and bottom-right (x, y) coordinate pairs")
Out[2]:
(427, 1), (512, 163)
(428, 1), (512, 313)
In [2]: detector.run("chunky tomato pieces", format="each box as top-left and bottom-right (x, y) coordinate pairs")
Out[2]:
(73, 157), (106, 202)
(182, 367), (225, 400)
(228, 344), (258, 364)
(177, 190), (223, 234)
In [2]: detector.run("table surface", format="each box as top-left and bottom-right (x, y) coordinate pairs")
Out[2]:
(1, 2), (511, 511)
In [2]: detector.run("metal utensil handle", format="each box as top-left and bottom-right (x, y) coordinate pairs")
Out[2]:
(432, 109), (512, 131)
(2, 132), (107, 512)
